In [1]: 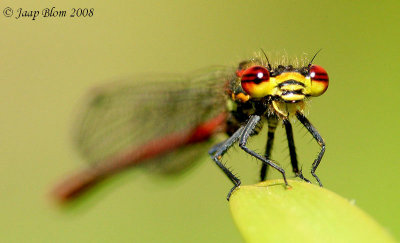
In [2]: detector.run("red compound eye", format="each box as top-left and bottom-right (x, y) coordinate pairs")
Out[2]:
(309, 65), (329, 96)
(240, 66), (271, 98)
(241, 66), (270, 84)
(310, 65), (328, 82)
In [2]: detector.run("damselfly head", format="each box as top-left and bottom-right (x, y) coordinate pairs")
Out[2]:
(236, 53), (329, 103)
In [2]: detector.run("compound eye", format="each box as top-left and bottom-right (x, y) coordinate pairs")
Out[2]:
(309, 65), (329, 96)
(240, 66), (271, 98)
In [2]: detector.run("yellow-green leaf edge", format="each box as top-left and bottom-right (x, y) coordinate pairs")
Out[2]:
(229, 179), (396, 243)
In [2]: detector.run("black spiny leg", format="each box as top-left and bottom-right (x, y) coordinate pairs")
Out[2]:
(260, 117), (278, 181)
(239, 115), (288, 186)
(283, 119), (311, 183)
(296, 112), (325, 187)
(209, 126), (245, 201)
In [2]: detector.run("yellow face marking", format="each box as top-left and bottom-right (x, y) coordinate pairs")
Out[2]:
(269, 72), (312, 101)
(274, 72), (306, 83)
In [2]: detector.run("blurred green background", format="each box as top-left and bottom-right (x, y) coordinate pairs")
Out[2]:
(1, 0), (399, 242)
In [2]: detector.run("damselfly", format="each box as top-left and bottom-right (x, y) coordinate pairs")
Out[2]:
(52, 51), (329, 202)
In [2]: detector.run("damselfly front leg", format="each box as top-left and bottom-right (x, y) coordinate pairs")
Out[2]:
(239, 115), (288, 187)
(296, 111), (325, 186)
(209, 127), (245, 201)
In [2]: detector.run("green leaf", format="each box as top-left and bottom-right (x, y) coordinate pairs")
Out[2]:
(229, 179), (396, 243)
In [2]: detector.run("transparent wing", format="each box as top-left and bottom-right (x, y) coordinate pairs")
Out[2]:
(73, 66), (235, 165)
(144, 141), (214, 175)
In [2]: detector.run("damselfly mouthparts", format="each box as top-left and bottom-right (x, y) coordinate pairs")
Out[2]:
(53, 51), (329, 202)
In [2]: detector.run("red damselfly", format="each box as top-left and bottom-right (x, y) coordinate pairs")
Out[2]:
(52, 50), (329, 202)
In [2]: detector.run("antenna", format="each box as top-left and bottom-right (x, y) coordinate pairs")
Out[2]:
(260, 48), (272, 70)
(308, 49), (322, 67)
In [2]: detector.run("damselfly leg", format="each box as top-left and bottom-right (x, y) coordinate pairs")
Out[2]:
(209, 127), (244, 201)
(239, 115), (288, 187)
(283, 119), (311, 183)
(296, 112), (325, 187)
(260, 117), (278, 181)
